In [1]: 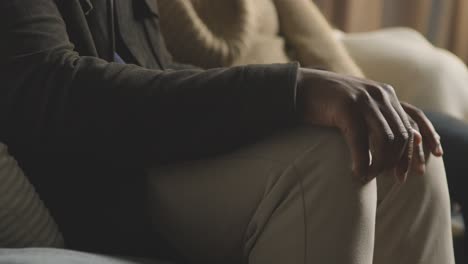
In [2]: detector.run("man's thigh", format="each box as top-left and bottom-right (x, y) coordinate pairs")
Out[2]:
(146, 126), (375, 263)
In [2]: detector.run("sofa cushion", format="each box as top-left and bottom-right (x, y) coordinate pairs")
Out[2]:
(0, 248), (170, 264)
(0, 143), (64, 247)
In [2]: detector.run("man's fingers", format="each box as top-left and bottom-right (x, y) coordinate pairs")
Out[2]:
(368, 83), (413, 180)
(380, 93), (414, 181)
(408, 116), (426, 175)
(395, 133), (412, 183)
(339, 111), (371, 182)
(412, 128), (426, 175)
(401, 102), (443, 156)
(358, 94), (395, 178)
(378, 99), (411, 171)
(409, 118), (423, 157)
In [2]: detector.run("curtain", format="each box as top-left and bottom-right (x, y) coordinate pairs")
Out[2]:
(314, 0), (468, 63)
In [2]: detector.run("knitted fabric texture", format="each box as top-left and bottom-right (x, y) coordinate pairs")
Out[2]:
(158, 0), (363, 76)
(158, 0), (256, 68)
(0, 143), (64, 248)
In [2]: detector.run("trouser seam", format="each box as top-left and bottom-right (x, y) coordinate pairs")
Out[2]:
(241, 163), (286, 263)
(240, 141), (320, 263)
(292, 164), (308, 264)
(241, 161), (309, 264)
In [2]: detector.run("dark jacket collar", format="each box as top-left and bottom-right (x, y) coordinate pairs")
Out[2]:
(85, 0), (115, 61)
(59, 0), (166, 68)
(113, 0), (164, 68)
(80, 0), (94, 15)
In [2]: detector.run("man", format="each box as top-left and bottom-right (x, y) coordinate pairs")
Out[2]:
(0, 0), (454, 263)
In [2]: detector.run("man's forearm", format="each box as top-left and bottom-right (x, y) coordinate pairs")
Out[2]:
(0, 0), (300, 165)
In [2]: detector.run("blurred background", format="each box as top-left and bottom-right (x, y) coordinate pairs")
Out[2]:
(314, 0), (468, 63)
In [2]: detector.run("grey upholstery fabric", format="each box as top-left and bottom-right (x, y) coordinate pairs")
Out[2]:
(0, 248), (171, 264)
(0, 143), (64, 248)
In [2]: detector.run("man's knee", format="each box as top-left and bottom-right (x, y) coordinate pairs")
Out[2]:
(379, 156), (450, 214)
(240, 126), (352, 171)
(244, 126), (370, 200)
(292, 127), (375, 204)
(290, 127), (353, 185)
(256, 127), (377, 226)
(417, 156), (451, 208)
(245, 128), (377, 264)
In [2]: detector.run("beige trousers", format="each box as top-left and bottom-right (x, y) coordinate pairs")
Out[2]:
(146, 127), (454, 264)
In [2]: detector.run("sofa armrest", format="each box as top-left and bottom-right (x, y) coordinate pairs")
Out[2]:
(0, 248), (172, 264)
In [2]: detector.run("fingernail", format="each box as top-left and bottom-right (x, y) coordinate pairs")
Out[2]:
(413, 129), (422, 144)
(435, 144), (444, 156)
(419, 148), (425, 163)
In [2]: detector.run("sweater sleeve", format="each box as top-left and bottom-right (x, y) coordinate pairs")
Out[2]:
(157, 0), (255, 68)
(272, 0), (364, 77)
(0, 0), (300, 166)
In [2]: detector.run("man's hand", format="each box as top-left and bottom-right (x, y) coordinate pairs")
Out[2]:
(297, 68), (443, 183)
(402, 102), (444, 174)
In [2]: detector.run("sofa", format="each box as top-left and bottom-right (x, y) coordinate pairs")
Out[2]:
(0, 141), (175, 263)
(0, 248), (169, 264)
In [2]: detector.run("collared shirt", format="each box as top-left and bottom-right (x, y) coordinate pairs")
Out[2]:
(114, 52), (125, 63)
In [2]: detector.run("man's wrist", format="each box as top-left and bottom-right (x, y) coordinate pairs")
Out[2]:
(295, 68), (306, 121)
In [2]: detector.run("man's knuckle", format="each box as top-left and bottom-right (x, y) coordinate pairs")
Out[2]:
(407, 125), (414, 133)
(404, 102), (424, 116)
(413, 108), (424, 117)
(366, 84), (387, 101)
(381, 132), (395, 146)
(402, 130), (411, 141)
(357, 90), (372, 105)
(345, 93), (358, 105)
(382, 84), (396, 94)
(394, 131), (410, 146)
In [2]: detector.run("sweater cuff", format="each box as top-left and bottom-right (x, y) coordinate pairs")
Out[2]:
(242, 62), (301, 129)
(283, 61), (301, 123)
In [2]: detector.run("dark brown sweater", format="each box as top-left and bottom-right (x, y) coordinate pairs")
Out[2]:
(0, 0), (299, 257)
